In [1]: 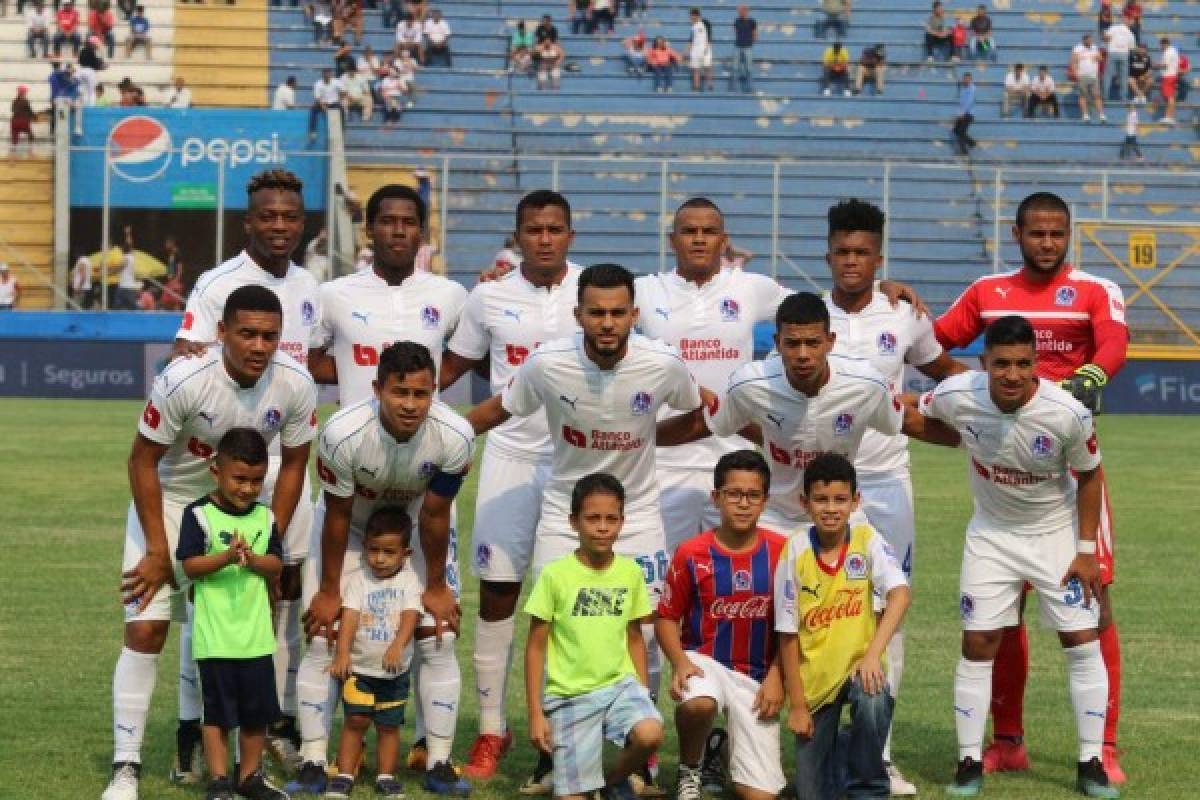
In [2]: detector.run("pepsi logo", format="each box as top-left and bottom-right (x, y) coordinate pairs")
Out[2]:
(107, 115), (172, 183)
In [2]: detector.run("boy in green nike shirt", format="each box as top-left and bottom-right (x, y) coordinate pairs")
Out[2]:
(177, 428), (286, 800)
(524, 473), (665, 800)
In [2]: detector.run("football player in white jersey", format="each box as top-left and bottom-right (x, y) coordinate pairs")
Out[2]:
(908, 316), (1117, 799)
(170, 170), (321, 770)
(103, 286), (317, 800)
(467, 263), (703, 791)
(636, 198), (791, 554)
(308, 184), (467, 406)
(293, 342), (475, 797)
(436, 190), (582, 780)
(822, 199), (967, 795)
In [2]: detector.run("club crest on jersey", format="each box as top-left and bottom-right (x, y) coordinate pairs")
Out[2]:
(263, 407), (282, 430)
(630, 390), (654, 416)
(833, 413), (854, 436)
(877, 331), (897, 355)
(475, 543), (491, 569)
(719, 297), (741, 321)
(733, 569), (752, 592)
(421, 305), (441, 329)
(301, 300), (317, 325)
(960, 593), (975, 620)
(844, 552), (868, 580)
(1031, 433), (1054, 459)
(1055, 286), (1077, 306)
(418, 460), (437, 478)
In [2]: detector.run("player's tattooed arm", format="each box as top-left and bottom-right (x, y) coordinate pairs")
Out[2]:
(525, 619), (553, 755)
(303, 491), (354, 642)
(466, 394), (512, 435)
(123, 434), (174, 611)
(900, 404), (961, 447)
(1066, 466), (1104, 607)
(306, 347), (338, 385)
(438, 349), (481, 391)
(418, 489), (460, 640)
(656, 407), (712, 446)
(877, 279), (931, 318)
(170, 337), (208, 361)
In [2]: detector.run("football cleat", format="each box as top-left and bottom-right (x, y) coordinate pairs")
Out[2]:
(406, 738), (428, 773)
(102, 761), (141, 800)
(462, 731), (513, 779)
(206, 776), (236, 800)
(236, 770), (290, 800)
(284, 761), (328, 796)
(887, 762), (918, 796)
(375, 773), (406, 799)
(423, 761), (471, 796)
(519, 753), (554, 796)
(946, 756), (983, 797)
(323, 774), (354, 799)
(171, 719), (206, 784)
(982, 738), (1030, 774)
(1077, 757), (1121, 798)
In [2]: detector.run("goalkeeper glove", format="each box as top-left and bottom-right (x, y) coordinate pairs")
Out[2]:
(1061, 363), (1107, 412)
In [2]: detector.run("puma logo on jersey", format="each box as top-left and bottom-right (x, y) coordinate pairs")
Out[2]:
(655, 307), (670, 320)
(994, 287), (1011, 298)
(765, 412), (785, 428)
(502, 308), (522, 322)
(964, 424), (981, 442)
(196, 411), (215, 427)
(559, 394), (579, 410)
(359, 465), (378, 477)
(799, 583), (820, 598)
(351, 310), (370, 325)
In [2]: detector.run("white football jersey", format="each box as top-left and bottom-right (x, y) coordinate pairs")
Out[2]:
(176, 251), (321, 367)
(316, 398), (475, 538)
(918, 371), (1101, 535)
(313, 269), (468, 406)
(706, 354), (903, 524)
(446, 264), (582, 460)
(501, 333), (702, 527)
(827, 292), (943, 477)
(138, 349), (318, 506)
(636, 268), (791, 470)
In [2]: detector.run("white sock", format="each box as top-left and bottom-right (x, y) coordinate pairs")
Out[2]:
(295, 637), (336, 765)
(416, 633), (461, 769)
(882, 629), (905, 763)
(274, 600), (301, 715)
(954, 657), (992, 762)
(178, 605), (203, 722)
(1064, 640), (1107, 762)
(473, 616), (515, 736)
(113, 647), (159, 764)
(641, 622), (662, 702)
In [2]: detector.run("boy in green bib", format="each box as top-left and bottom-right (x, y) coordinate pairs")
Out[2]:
(177, 428), (286, 800)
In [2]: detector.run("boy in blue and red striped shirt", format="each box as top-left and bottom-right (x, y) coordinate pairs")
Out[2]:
(656, 449), (788, 800)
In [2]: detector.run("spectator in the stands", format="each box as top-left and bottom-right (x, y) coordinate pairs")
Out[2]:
(1097, 1), (1114, 36)
(535, 36), (564, 90)
(341, 67), (372, 120)
(72, 256), (94, 309)
(1027, 64), (1060, 117)
(1119, 104), (1143, 160)
(1002, 62), (1030, 117)
(333, 36), (356, 75)
(124, 4), (150, 58)
(815, 0), (849, 40)
(924, 1), (952, 62)
(512, 43), (533, 74)
(570, 0), (590, 35)
(510, 20), (534, 70)
(953, 71), (977, 155)
(1071, 32), (1106, 122)
(622, 28), (647, 76)
(94, 82), (113, 106)
(969, 5), (995, 61)
(335, 0), (364, 45)
(308, 67), (342, 140)
(494, 237), (521, 272)
(951, 16), (968, 61)
(395, 13), (423, 61)
(592, 0), (615, 35)
(379, 68), (406, 127)
(688, 8), (713, 92)
(308, 0), (334, 43)
(359, 43), (383, 100)
(1121, 0), (1141, 43)
(1157, 36), (1180, 125)
(854, 42), (885, 95)
(720, 240), (753, 269)
(1103, 15), (1135, 100)
(26, 2), (51, 59)
(729, 4), (756, 93)
(423, 8), (451, 66)
(382, 0), (403, 29)
(404, 0), (426, 23)
(77, 37), (104, 105)
(535, 13), (557, 43)
(273, 75), (297, 109)
(0, 264), (21, 310)
(820, 40), (851, 96)
(162, 76), (191, 109)
(394, 46), (418, 101)
(53, 0), (82, 57)
(1126, 42), (1151, 104)
(10, 86), (35, 158)
(88, 1), (115, 58)
(116, 0), (136, 20)
(49, 62), (82, 135)
(646, 36), (680, 92)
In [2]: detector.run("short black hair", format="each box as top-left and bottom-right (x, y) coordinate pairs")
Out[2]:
(222, 284), (282, 323)
(714, 449), (771, 492)
(570, 472), (626, 515)
(578, 263), (635, 305)
(802, 452), (857, 495)
(377, 340), (437, 385)
(1014, 191), (1071, 228)
(775, 291), (830, 331)
(364, 505), (413, 545)
(827, 198), (885, 239)
(675, 196), (723, 218)
(246, 169), (304, 207)
(516, 189), (572, 231)
(216, 427), (268, 466)
(367, 184), (427, 229)
(984, 314), (1036, 349)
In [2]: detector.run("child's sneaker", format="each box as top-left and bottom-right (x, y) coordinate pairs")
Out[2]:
(675, 764), (702, 800)
(171, 720), (206, 784)
(946, 756), (984, 797)
(207, 777), (236, 800)
(1077, 757), (1121, 798)
(603, 778), (639, 800)
(406, 738), (428, 772)
(236, 770), (290, 800)
(285, 761), (328, 795)
(519, 753), (554, 795)
(374, 774), (406, 799)
(699, 729), (727, 793)
(102, 762), (141, 800)
(423, 761), (471, 796)
(324, 774), (354, 799)
(267, 718), (303, 774)
(462, 731), (513, 779)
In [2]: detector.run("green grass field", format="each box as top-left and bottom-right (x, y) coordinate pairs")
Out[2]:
(2, 398), (1198, 800)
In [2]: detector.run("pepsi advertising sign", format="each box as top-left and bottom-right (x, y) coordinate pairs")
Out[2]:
(71, 108), (327, 209)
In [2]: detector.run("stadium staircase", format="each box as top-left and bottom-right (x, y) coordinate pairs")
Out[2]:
(173, 0), (271, 107)
(0, 158), (54, 309)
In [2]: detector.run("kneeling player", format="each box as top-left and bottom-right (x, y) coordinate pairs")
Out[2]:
(911, 315), (1118, 798)
(525, 473), (664, 800)
(656, 450), (787, 800)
